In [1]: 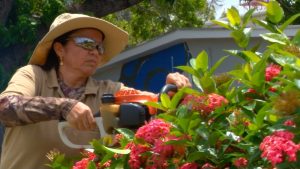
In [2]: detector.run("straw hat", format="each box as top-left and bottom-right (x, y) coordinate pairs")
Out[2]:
(28, 13), (129, 67)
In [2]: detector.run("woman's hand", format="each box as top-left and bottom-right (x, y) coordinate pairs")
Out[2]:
(66, 102), (97, 130)
(166, 72), (191, 88)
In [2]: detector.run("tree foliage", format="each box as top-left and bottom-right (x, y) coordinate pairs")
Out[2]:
(104, 0), (215, 45)
(0, 0), (216, 92)
(243, 0), (300, 24)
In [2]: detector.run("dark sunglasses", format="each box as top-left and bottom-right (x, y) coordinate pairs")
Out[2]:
(67, 37), (104, 55)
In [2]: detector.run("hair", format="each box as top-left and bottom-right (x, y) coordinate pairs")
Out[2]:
(40, 30), (74, 71)
(40, 28), (105, 71)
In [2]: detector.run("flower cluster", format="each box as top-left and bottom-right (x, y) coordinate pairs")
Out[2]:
(246, 63), (282, 97)
(73, 151), (97, 169)
(135, 119), (171, 144)
(181, 93), (228, 115)
(124, 119), (192, 169)
(233, 157), (248, 168)
(259, 130), (300, 166)
(265, 63), (281, 81)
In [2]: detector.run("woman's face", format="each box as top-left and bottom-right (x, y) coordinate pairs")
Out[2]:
(56, 28), (104, 77)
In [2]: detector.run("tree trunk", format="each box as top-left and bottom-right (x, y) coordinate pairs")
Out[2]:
(69, 0), (144, 17)
(0, 0), (14, 25)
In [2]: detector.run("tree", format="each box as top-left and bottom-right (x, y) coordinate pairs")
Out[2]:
(0, 0), (144, 92)
(104, 0), (216, 45)
(0, 0), (217, 92)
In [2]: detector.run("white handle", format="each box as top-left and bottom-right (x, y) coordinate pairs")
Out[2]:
(58, 117), (108, 149)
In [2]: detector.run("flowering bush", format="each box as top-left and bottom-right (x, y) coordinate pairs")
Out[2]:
(48, 1), (300, 169)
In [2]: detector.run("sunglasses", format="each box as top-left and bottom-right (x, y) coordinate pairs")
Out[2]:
(67, 37), (104, 55)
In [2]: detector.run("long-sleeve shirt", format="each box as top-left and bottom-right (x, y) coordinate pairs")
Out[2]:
(0, 65), (121, 169)
(0, 95), (77, 127)
(0, 77), (84, 127)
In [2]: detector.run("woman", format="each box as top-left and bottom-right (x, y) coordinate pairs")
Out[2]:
(0, 13), (191, 169)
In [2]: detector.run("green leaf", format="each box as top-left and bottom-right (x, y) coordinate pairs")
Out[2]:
(217, 78), (234, 96)
(231, 29), (250, 48)
(266, 1), (284, 24)
(170, 89), (185, 109)
(144, 101), (166, 111)
(176, 65), (200, 78)
(115, 128), (135, 140)
(248, 123), (258, 131)
(208, 56), (228, 76)
(195, 51), (209, 72)
(255, 103), (270, 128)
(165, 139), (189, 146)
(211, 20), (231, 30)
(260, 33), (288, 45)
(91, 140), (106, 155)
(252, 18), (279, 33)
(241, 51), (261, 63)
(160, 93), (171, 108)
(280, 13), (300, 31)
(87, 161), (97, 169)
(208, 131), (221, 147)
(188, 118), (201, 131)
(271, 53), (300, 71)
(102, 146), (131, 155)
(225, 49), (250, 62)
(199, 75), (216, 93)
(181, 87), (202, 95)
(187, 151), (208, 161)
(229, 70), (251, 87)
(100, 153), (115, 165)
(226, 7), (241, 27)
(176, 105), (189, 118)
(292, 30), (300, 46)
(189, 58), (196, 69)
(178, 118), (191, 133)
(242, 8), (255, 27)
(251, 57), (267, 88)
(250, 42), (262, 53)
(192, 75), (203, 92)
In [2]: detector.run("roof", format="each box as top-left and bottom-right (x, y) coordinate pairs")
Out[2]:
(97, 25), (300, 71)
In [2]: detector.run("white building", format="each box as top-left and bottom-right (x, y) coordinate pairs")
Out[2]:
(94, 25), (300, 92)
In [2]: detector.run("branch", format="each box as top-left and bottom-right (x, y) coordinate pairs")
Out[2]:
(68, 0), (144, 17)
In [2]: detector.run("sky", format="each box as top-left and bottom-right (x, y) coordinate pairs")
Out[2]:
(215, 0), (248, 19)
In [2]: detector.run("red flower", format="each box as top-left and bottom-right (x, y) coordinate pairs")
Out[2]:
(265, 64), (281, 81)
(181, 93), (228, 115)
(180, 162), (198, 169)
(233, 157), (248, 167)
(268, 87), (277, 92)
(145, 155), (169, 169)
(152, 138), (174, 157)
(247, 88), (256, 94)
(135, 119), (171, 144)
(73, 151), (97, 169)
(259, 130), (300, 166)
(284, 120), (296, 127)
(127, 143), (151, 169)
(208, 93), (228, 109)
(73, 158), (89, 169)
(201, 163), (216, 169)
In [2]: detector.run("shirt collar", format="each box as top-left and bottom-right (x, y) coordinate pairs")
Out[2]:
(47, 68), (98, 95)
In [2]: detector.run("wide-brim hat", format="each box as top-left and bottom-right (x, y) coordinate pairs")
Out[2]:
(28, 13), (129, 67)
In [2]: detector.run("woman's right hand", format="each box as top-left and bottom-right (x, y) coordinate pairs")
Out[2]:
(66, 102), (97, 130)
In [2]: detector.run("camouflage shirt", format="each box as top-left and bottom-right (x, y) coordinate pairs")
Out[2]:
(0, 78), (82, 127)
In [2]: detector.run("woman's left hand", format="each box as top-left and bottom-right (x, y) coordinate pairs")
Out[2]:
(166, 72), (191, 88)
